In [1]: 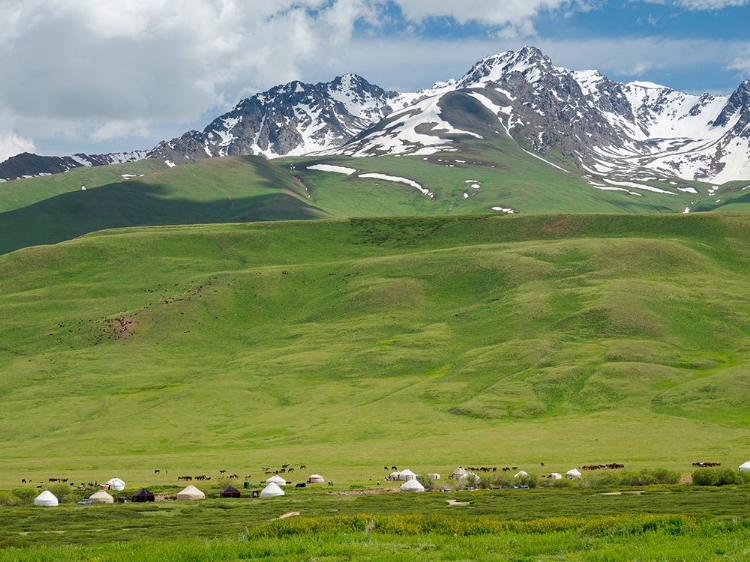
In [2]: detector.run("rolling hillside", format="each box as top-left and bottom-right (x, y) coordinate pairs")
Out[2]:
(1, 214), (749, 485)
(0, 129), (709, 256)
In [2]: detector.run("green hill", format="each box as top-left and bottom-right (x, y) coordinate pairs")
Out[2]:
(0, 139), (699, 255)
(1, 213), (749, 486)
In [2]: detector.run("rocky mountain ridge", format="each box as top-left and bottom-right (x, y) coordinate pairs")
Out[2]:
(2, 46), (749, 185)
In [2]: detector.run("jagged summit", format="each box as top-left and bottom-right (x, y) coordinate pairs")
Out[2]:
(3, 46), (750, 185)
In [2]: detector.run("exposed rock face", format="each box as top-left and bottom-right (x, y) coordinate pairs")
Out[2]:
(148, 74), (401, 164)
(0, 150), (147, 181)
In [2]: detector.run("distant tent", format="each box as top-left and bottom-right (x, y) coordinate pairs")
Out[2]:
(89, 490), (114, 504)
(307, 474), (325, 484)
(398, 469), (417, 481)
(514, 471), (529, 479)
(106, 478), (126, 491)
(400, 479), (425, 492)
(566, 468), (582, 480)
(221, 485), (241, 498)
(427, 473), (441, 481)
(265, 475), (287, 486)
(388, 471), (401, 481)
(739, 461), (750, 472)
(177, 485), (205, 501)
(132, 488), (155, 502)
(34, 490), (59, 507)
(451, 467), (468, 479)
(549, 473), (562, 480)
(260, 482), (285, 498)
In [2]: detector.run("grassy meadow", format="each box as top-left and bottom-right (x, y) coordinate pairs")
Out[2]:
(1, 213), (749, 488)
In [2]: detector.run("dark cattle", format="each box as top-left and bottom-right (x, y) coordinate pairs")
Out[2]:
(692, 461), (721, 468)
(392, 466), (397, 471)
(154, 469), (160, 474)
(296, 483), (306, 488)
(300, 465), (307, 470)
(279, 468), (286, 474)
(288, 468), (294, 473)
(228, 474), (239, 479)
(219, 470), (227, 474)
(21, 479), (26, 484)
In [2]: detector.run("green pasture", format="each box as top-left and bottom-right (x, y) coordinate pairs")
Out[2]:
(2, 486), (750, 559)
(1, 213), (749, 488)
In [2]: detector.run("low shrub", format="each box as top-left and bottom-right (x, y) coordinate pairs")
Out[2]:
(692, 468), (750, 486)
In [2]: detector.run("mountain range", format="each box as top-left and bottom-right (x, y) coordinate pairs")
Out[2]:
(2, 46), (749, 189)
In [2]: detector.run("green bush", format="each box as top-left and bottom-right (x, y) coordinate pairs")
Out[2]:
(692, 468), (750, 486)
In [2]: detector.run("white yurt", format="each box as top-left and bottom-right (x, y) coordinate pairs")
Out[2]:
(106, 478), (126, 491)
(89, 490), (115, 504)
(549, 473), (563, 480)
(266, 475), (287, 486)
(400, 479), (425, 492)
(260, 482), (285, 498)
(34, 490), (59, 507)
(451, 467), (468, 479)
(398, 469), (417, 481)
(427, 473), (441, 480)
(739, 461), (750, 472)
(514, 471), (529, 479)
(177, 485), (206, 501)
(566, 468), (582, 480)
(307, 474), (325, 484)
(388, 471), (401, 481)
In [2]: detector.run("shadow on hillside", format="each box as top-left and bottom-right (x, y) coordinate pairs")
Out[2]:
(0, 181), (328, 255)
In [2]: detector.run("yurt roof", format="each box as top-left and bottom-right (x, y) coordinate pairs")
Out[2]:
(514, 471), (529, 478)
(452, 467), (468, 476)
(266, 475), (287, 485)
(260, 482), (285, 498)
(566, 468), (582, 478)
(549, 473), (562, 480)
(739, 461), (750, 471)
(400, 479), (425, 492)
(308, 474), (325, 481)
(221, 485), (240, 494)
(133, 488), (154, 496)
(400, 469), (416, 476)
(89, 490), (114, 504)
(107, 478), (126, 491)
(34, 490), (59, 507)
(177, 485), (205, 500)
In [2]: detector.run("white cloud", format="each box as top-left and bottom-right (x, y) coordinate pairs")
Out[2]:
(0, 133), (35, 162)
(640, 0), (749, 8)
(0, 0), (747, 159)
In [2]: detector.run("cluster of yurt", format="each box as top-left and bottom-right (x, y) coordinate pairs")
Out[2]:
(260, 482), (285, 498)
(388, 468), (417, 482)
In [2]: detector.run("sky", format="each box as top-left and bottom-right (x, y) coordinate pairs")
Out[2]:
(1, 0), (749, 162)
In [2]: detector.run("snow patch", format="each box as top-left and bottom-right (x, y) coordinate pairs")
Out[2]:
(359, 173), (433, 197)
(307, 164), (357, 175)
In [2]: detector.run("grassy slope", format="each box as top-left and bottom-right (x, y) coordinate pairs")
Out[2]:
(0, 156), (328, 255)
(1, 214), (749, 486)
(0, 159), (166, 213)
